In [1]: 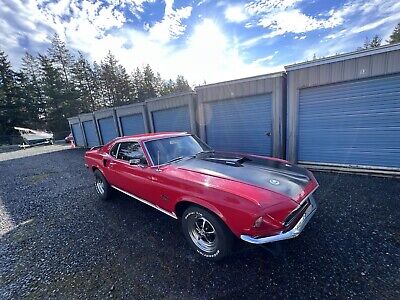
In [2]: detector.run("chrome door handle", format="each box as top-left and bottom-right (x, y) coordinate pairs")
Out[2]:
(109, 162), (117, 166)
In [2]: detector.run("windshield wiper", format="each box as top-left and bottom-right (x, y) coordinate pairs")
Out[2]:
(165, 156), (185, 164)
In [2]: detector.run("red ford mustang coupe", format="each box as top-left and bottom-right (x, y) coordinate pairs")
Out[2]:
(85, 132), (318, 260)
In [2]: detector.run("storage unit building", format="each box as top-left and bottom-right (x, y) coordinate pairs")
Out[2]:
(196, 73), (286, 158)
(68, 116), (85, 147)
(146, 92), (197, 134)
(79, 113), (100, 148)
(115, 103), (148, 136)
(285, 43), (400, 174)
(94, 108), (119, 144)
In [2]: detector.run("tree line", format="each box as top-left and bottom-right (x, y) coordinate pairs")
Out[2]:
(311, 22), (400, 60)
(359, 22), (400, 50)
(0, 34), (192, 138)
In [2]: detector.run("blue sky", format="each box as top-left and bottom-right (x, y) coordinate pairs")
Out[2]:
(1, 0), (399, 84)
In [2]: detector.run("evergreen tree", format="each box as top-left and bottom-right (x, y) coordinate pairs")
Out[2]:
(39, 54), (72, 133)
(0, 45), (194, 138)
(387, 22), (400, 44)
(174, 75), (192, 93)
(132, 67), (145, 102)
(47, 34), (74, 84)
(142, 64), (157, 100)
(21, 52), (46, 128)
(0, 50), (27, 136)
(72, 52), (98, 112)
(359, 35), (382, 50)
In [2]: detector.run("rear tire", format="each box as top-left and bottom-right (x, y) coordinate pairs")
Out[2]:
(182, 206), (233, 261)
(94, 170), (112, 201)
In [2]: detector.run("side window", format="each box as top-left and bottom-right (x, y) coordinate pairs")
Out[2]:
(117, 142), (145, 162)
(110, 143), (119, 158)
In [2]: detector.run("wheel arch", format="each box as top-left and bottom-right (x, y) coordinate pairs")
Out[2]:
(174, 198), (237, 236)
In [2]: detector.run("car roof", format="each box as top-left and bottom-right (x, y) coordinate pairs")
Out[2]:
(114, 132), (189, 143)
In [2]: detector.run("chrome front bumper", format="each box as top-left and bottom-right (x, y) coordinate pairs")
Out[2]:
(240, 195), (317, 244)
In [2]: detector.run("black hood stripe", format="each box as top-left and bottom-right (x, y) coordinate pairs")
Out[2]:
(177, 152), (311, 199)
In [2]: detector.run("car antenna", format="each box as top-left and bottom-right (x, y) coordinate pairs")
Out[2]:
(157, 150), (160, 172)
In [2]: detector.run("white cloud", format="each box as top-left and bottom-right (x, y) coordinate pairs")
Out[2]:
(257, 8), (340, 36)
(148, 0), (192, 43)
(224, 6), (248, 23)
(0, 1), (276, 84)
(253, 51), (279, 64)
(2, 0), (399, 86)
(122, 19), (274, 84)
(242, 0), (342, 43)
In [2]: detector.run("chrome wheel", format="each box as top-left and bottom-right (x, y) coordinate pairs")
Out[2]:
(188, 216), (218, 253)
(95, 177), (105, 195)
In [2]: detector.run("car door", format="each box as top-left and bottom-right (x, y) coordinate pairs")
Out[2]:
(108, 141), (158, 203)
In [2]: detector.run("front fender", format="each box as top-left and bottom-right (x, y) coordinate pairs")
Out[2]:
(175, 196), (227, 223)
(174, 195), (256, 238)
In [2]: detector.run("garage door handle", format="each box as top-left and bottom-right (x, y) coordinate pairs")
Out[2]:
(265, 132), (271, 136)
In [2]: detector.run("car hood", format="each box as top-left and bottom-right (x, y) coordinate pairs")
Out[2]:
(176, 152), (314, 201)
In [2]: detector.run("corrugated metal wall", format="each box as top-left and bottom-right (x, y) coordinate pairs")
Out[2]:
(94, 109), (119, 145)
(68, 117), (85, 147)
(67, 43), (400, 174)
(151, 106), (191, 133)
(82, 120), (99, 147)
(197, 73), (286, 158)
(115, 103), (149, 136)
(98, 117), (118, 144)
(204, 94), (273, 155)
(286, 44), (400, 172)
(146, 92), (197, 134)
(120, 114), (145, 135)
(298, 73), (400, 169)
(71, 123), (85, 147)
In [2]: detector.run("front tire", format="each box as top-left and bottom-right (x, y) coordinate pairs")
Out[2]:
(182, 206), (233, 261)
(94, 170), (112, 201)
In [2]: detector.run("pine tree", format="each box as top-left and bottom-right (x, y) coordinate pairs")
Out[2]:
(174, 75), (192, 93)
(359, 35), (382, 50)
(72, 52), (99, 112)
(0, 51), (30, 137)
(39, 54), (71, 133)
(100, 51), (119, 106)
(21, 52), (46, 128)
(132, 67), (145, 102)
(142, 64), (157, 100)
(47, 34), (74, 84)
(387, 23), (400, 44)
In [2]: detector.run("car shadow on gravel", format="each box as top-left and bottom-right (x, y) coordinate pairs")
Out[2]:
(1, 148), (399, 299)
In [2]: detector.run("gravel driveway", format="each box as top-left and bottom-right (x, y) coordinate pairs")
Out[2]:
(0, 146), (399, 299)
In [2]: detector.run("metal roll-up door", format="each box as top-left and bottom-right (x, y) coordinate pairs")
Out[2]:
(98, 117), (118, 144)
(82, 120), (99, 147)
(120, 114), (145, 136)
(298, 73), (400, 169)
(71, 124), (84, 147)
(205, 94), (272, 156)
(152, 106), (191, 133)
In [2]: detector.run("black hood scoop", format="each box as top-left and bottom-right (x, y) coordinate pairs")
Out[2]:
(177, 152), (311, 199)
(202, 156), (249, 167)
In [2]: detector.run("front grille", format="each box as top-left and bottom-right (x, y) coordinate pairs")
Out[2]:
(283, 197), (311, 227)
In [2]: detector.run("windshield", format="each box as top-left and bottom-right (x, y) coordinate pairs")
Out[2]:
(145, 135), (212, 165)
